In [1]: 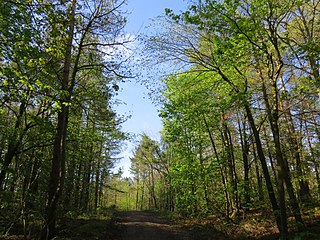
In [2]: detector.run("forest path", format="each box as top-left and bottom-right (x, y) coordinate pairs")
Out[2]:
(113, 210), (191, 240)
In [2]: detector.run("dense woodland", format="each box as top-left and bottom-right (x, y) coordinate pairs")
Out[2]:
(0, 0), (129, 239)
(1, 0), (320, 240)
(130, 0), (320, 239)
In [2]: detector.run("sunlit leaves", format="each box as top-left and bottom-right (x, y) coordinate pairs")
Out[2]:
(0, 1), (129, 234)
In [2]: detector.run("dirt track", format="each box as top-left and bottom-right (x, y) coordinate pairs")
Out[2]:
(114, 211), (190, 240)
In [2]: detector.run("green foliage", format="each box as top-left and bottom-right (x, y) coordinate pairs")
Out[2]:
(0, 0), (130, 238)
(141, 0), (320, 238)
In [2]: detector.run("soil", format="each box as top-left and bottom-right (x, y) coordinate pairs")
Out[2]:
(111, 210), (320, 240)
(2, 209), (320, 239)
(112, 210), (191, 240)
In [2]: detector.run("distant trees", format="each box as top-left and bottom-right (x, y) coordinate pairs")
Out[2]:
(131, 134), (163, 210)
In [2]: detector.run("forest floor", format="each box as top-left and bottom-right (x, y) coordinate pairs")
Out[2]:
(2, 208), (320, 239)
(111, 210), (191, 240)
(110, 209), (320, 240)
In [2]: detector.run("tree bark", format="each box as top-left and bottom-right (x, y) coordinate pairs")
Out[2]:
(203, 115), (231, 218)
(279, 77), (311, 202)
(43, 1), (76, 238)
(0, 100), (27, 190)
(261, 79), (304, 232)
(252, 142), (264, 202)
(243, 103), (283, 234)
(305, 119), (320, 194)
(262, 127), (278, 185)
(221, 117), (239, 215)
(261, 79), (288, 238)
(94, 143), (102, 212)
(238, 115), (251, 207)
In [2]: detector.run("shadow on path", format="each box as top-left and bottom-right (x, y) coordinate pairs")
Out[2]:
(113, 211), (190, 240)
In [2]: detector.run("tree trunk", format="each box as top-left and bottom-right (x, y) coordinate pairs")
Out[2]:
(140, 179), (145, 210)
(238, 115), (251, 207)
(0, 100), (27, 190)
(261, 79), (304, 232)
(199, 147), (211, 212)
(135, 175), (139, 210)
(94, 149), (101, 212)
(151, 169), (157, 209)
(261, 80), (288, 238)
(75, 161), (82, 209)
(43, 1), (76, 238)
(45, 106), (69, 239)
(262, 127), (278, 185)
(215, 66), (283, 234)
(279, 77), (311, 203)
(252, 142), (264, 202)
(221, 118), (239, 215)
(80, 157), (91, 212)
(203, 115), (231, 218)
(305, 119), (320, 194)
(243, 103), (283, 234)
(63, 161), (75, 211)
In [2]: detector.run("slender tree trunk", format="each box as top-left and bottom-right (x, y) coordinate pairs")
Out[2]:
(222, 120), (239, 215)
(63, 162), (75, 210)
(304, 115), (320, 195)
(238, 115), (251, 207)
(261, 80), (288, 238)
(280, 77), (311, 203)
(262, 127), (278, 185)
(75, 161), (82, 209)
(81, 158), (91, 211)
(0, 141), (19, 190)
(0, 100), (27, 190)
(261, 79), (304, 232)
(63, 145), (77, 211)
(140, 179), (145, 210)
(95, 142), (104, 211)
(221, 121), (234, 215)
(28, 156), (40, 207)
(169, 177), (175, 212)
(203, 115), (231, 218)
(227, 124), (240, 212)
(149, 168), (157, 209)
(243, 103), (283, 233)
(252, 141), (264, 202)
(94, 149), (101, 212)
(43, 1), (76, 238)
(216, 68), (284, 234)
(45, 104), (69, 239)
(199, 148), (211, 212)
(135, 175), (139, 210)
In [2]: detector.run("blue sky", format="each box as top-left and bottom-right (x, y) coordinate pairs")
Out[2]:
(114, 0), (188, 177)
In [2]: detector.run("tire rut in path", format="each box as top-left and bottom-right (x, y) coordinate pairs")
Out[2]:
(114, 211), (190, 240)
